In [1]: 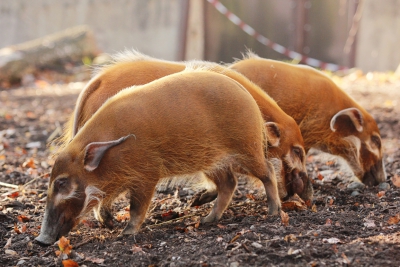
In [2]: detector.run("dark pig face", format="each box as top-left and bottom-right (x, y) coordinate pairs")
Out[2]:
(266, 122), (311, 201)
(35, 175), (86, 245)
(330, 108), (386, 186)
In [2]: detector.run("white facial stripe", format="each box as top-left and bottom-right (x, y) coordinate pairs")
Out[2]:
(284, 151), (306, 173)
(366, 139), (381, 158)
(78, 185), (105, 218)
(53, 182), (78, 206)
(343, 135), (361, 162)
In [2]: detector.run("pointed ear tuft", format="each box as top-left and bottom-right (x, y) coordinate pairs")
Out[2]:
(265, 122), (281, 147)
(84, 134), (135, 172)
(330, 108), (363, 133)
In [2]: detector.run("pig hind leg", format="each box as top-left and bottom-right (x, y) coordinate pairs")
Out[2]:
(190, 189), (218, 207)
(201, 167), (237, 224)
(121, 183), (157, 235)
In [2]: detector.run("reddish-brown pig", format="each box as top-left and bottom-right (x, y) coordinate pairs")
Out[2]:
(35, 70), (280, 245)
(229, 52), (386, 186)
(63, 50), (310, 203)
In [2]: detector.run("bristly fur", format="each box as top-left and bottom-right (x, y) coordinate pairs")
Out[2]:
(78, 185), (105, 219)
(92, 49), (161, 77)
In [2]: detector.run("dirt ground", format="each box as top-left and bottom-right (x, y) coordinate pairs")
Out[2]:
(1, 70), (400, 267)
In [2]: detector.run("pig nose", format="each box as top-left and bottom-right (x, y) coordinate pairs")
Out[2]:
(291, 169), (304, 195)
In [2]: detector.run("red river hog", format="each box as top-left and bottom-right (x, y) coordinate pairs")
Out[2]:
(35, 69), (281, 245)
(229, 52), (386, 186)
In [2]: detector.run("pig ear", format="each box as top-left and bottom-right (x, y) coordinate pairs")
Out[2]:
(330, 108), (363, 133)
(265, 122), (281, 147)
(84, 134), (135, 172)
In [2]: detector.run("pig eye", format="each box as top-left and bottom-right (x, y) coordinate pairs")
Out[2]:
(371, 135), (381, 149)
(292, 146), (303, 161)
(54, 177), (69, 192)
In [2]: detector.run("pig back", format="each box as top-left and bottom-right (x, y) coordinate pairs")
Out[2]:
(73, 70), (267, 178)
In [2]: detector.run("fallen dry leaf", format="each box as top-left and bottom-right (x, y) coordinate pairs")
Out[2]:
(392, 174), (400, 188)
(22, 158), (36, 169)
(325, 218), (332, 226)
(21, 224), (27, 233)
(62, 259), (79, 267)
(58, 236), (73, 255)
(116, 212), (130, 222)
(86, 257), (105, 264)
(280, 210), (289, 226)
(377, 191), (385, 198)
(131, 245), (146, 254)
(8, 191), (19, 199)
(317, 173), (324, 180)
(5, 249), (18, 255)
(311, 204), (317, 212)
(4, 237), (12, 249)
(281, 194), (307, 211)
(161, 210), (180, 221)
(284, 234), (297, 242)
(18, 215), (30, 222)
(217, 224), (226, 229)
(387, 214), (400, 225)
(14, 223), (21, 234)
(246, 193), (256, 200)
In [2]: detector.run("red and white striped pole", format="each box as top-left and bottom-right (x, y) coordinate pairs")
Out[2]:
(207, 0), (349, 72)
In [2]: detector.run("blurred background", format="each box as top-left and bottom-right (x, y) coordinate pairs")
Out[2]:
(0, 0), (399, 87)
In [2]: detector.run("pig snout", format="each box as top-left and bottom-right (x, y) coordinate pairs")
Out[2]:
(291, 170), (304, 195)
(35, 209), (62, 245)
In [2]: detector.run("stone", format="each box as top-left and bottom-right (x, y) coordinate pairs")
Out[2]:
(378, 182), (390, 190)
(347, 181), (365, 190)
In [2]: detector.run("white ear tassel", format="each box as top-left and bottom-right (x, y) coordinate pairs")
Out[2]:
(330, 108), (364, 132)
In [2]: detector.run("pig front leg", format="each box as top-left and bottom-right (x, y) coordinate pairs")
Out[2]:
(93, 203), (114, 229)
(201, 168), (237, 224)
(260, 160), (281, 215)
(121, 185), (156, 235)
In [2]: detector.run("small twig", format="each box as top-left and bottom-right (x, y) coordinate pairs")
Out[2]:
(0, 181), (19, 189)
(74, 237), (94, 249)
(146, 214), (197, 229)
(23, 173), (47, 188)
(42, 249), (54, 257)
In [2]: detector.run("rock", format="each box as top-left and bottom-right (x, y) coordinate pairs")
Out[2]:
(319, 170), (334, 176)
(5, 249), (18, 255)
(230, 262), (240, 267)
(17, 260), (26, 265)
(378, 182), (390, 190)
(347, 181), (365, 190)
(251, 242), (263, 248)
(351, 191), (361, 197)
